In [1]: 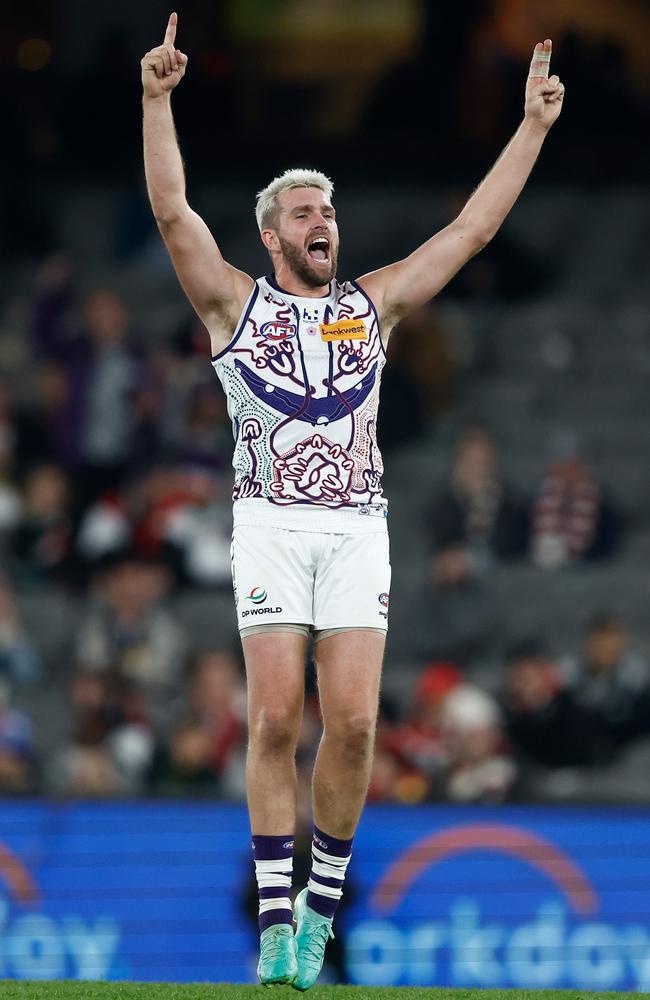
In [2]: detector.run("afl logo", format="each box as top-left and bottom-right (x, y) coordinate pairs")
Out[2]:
(260, 321), (297, 342)
(379, 592), (389, 608)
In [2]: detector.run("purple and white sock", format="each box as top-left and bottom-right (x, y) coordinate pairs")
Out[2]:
(307, 825), (353, 920)
(252, 834), (294, 932)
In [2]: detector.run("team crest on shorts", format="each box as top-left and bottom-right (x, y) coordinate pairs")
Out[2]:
(378, 592), (389, 608)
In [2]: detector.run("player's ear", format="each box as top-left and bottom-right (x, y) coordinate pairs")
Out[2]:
(260, 229), (277, 252)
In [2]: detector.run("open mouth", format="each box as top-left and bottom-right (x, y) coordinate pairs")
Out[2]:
(307, 237), (330, 263)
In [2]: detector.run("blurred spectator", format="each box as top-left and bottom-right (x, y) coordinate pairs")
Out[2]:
(10, 464), (76, 585)
(429, 426), (528, 564)
(379, 305), (453, 449)
(30, 254), (75, 360)
(0, 380), (22, 540)
(71, 290), (142, 504)
(530, 444), (620, 569)
(503, 641), (599, 771)
(374, 663), (463, 803)
(75, 488), (132, 568)
(168, 382), (232, 470)
(393, 306), (454, 417)
(0, 680), (38, 795)
(437, 684), (516, 803)
(48, 671), (153, 797)
(149, 649), (246, 797)
(560, 615), (650, 752)
(76, 556), (188, 706)
(409, 544), (498, 666)
(14, 363), (77, 473)
(163, 467), (233, 587)
(153, 318), (216, 442)
(30, 276), (143, 505)
(376, 359), (426, 451)
(76, 465), (232, 585)
(0, 574), (42, 686)
(75, 467), (189, 569)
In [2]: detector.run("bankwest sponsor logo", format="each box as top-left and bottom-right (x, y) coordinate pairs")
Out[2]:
(320, 319), (367, 342)
(0, 840), (121, 979)
(345, 822), (650, 991)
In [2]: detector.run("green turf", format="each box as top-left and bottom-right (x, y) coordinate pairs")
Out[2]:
(0, 984), (647, 1000)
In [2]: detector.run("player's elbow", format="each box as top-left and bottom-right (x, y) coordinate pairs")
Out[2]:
(465, 221), (493, 254)
(150, 192), (188, 228)
(455, 216), (493, 255)
(154, 206), (184, 229)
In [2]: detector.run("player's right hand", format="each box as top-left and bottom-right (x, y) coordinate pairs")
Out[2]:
(141, 12), (188, 98)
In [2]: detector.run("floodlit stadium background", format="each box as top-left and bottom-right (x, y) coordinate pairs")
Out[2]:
(1, 0), (649, 990)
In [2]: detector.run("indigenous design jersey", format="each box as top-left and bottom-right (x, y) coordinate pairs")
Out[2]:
(212, 275), (387, 510)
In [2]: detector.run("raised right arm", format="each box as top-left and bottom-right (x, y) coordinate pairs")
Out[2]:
(141, 13), (254, 353)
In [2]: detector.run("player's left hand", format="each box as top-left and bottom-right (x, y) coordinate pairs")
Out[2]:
(524, 39), (565, 130)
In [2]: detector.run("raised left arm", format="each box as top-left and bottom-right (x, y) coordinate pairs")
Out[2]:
(358, 39), (565, 336)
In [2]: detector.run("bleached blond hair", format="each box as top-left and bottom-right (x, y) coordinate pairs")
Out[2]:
(255, 168), (334, 232)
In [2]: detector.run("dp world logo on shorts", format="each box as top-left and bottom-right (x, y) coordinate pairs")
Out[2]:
(242, 586), (282, 618)
(246, 587), (267, 605)
(346, 819), (650, 991)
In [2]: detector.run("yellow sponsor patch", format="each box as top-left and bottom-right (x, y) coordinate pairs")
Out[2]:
(320, 318), (367, 342)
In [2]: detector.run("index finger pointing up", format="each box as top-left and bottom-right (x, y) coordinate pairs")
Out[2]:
(528, 38), (552, 80)
(164, 12), (177, 46)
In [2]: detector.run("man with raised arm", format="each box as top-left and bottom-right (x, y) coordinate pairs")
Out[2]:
(141, 14), (564, 990)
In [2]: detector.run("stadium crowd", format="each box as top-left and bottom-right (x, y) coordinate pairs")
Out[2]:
(0, 259), (648, 805)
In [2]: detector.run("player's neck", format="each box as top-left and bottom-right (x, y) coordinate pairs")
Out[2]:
(272, 266), (330, 299)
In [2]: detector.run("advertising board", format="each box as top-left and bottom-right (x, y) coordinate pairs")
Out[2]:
(0, 802), (648, 989)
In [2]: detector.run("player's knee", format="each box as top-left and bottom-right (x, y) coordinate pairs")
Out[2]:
(250, 706), (300, 754)
(333, 714), (376, 762)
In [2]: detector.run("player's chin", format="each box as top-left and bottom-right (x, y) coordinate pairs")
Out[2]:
(305, 256), (337, 284)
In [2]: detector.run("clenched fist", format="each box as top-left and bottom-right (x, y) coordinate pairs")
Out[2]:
(141, 12), (188, 99)
(525, 39), (565, 130)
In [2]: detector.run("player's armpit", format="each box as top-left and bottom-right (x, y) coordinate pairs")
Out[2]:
(158, 205), (255, 350)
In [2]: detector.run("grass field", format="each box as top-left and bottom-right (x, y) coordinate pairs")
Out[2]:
(0, 984), (647, 1000)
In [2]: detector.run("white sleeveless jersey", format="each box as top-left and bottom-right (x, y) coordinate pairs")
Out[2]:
(211, 275), (387, 523)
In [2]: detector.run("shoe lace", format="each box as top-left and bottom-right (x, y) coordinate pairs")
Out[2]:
(303, 919), (334, 961)
(262, 927), (292, 962)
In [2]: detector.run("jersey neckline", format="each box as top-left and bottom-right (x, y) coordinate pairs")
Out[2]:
(266, 273), (333, 301)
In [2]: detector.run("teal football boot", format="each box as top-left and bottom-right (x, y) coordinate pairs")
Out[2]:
(292, 888), (334, 991)
(257, 923), (298, 986)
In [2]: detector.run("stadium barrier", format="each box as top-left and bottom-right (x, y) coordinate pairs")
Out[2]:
(0, 802), (648, 990)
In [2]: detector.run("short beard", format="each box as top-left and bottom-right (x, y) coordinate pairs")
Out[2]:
(277, 235), (338, 288)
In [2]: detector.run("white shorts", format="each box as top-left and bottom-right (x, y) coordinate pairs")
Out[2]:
(230, 524), (391, 633)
